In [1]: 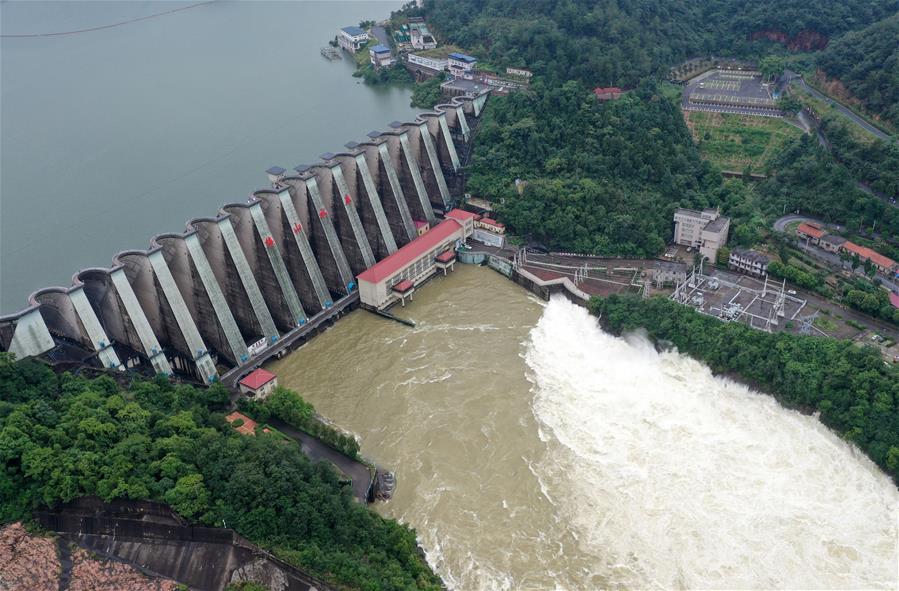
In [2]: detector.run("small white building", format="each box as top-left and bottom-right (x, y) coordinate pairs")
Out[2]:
(238, 368), (278, 399)
(448, 52), (477, 79)
(506, 67), (533, 78)
(409, 24), (437, 50)
(728, 249), (770, 278)
(369, 44), (394, 68)
(338, 26), (369, 54)
(408, 53), (448, 74)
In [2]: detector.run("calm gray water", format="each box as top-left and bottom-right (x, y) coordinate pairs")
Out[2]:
(0, 0), (413, 313)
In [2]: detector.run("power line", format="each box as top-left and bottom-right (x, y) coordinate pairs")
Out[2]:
(1, 1), (216, 38)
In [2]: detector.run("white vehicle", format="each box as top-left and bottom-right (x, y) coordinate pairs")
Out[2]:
(787, 289), (797, 295)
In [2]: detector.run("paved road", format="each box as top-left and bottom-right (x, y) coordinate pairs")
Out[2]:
(270, 418), (374, 503)
(784, 71), (892, 142)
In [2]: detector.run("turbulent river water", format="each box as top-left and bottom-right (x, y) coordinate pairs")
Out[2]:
(269, 265), (898, 590)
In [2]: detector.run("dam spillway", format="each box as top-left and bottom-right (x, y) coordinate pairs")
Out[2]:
(0, 92), (489, 384)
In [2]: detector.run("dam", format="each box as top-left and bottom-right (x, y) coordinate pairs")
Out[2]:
(0, 92), (489, 385)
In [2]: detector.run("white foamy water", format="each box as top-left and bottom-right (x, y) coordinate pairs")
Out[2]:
(528, 297), (899, 589)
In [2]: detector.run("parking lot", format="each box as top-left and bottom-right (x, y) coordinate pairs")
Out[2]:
(683, 69), (782, 117)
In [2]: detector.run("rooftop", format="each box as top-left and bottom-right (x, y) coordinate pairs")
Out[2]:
(842, 241), (897, 269)
(797, 222), (826, 240)
(448, 52), (477, 63)
(341, 26), (366, 36)
(442, 79), (487, 94)
(371, 44), (391, 54)
(392, 279), (415, 293)
(239, 368), (276, 390)
(891, 292), (899, 309)
(704, 216), (730, 233)
(820, 233), (847, 245)
(594, 86), (622, 94)
(266, 166), (286, 176)
(436, 250), (456, 263)
(731, 249), (770, 264)
(357, 218), (463, 284)
(446, 208), (479, 221)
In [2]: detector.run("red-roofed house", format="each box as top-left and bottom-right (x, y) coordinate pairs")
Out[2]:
(414, 220), (430, 236)
(357, 213), (473, 309)
(238, 368), (278, 399)
(890, 292), (899, 309)
(841, 242), (898, 275)
(797, 222), (826, 244)
(594, 87), (622, 101)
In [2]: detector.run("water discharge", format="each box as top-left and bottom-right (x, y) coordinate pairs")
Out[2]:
(269, 266), (898, 590)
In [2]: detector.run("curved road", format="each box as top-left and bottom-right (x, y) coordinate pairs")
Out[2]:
(785, 71), (892, 142)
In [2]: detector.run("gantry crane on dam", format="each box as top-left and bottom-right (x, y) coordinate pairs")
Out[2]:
(0, 91), (490, 385)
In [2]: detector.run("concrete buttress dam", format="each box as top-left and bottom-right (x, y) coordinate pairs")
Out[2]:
(0, 92), (488, 384)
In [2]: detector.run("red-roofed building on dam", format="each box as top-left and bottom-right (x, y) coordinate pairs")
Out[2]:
(357, 209), (475, 309)
(238, 368), (278, 399)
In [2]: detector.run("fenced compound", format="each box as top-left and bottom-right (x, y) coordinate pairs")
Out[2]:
(671, 267), (813, 334)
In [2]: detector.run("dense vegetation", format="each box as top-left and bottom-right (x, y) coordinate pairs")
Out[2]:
(816, 14), (899, 126)
(0, 355), (440, 590)
(469, 80), (721, 254)
(410, 75), (445, 109)
(757, 134), (899, 237)
(239, 387), (362, 459)
(416, 0), (897, 88)
(818, 115), (899, 199)
(590, 295), (899, 481)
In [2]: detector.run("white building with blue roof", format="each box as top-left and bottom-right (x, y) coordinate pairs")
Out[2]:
(448, 52), (477, 79)
(369, 43), (394, 68)
(338, 25), (369, 53)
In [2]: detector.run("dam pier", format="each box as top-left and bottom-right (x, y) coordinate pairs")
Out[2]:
(0, 92), (489, 385)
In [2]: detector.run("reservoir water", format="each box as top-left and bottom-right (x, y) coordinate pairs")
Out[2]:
(0, 0), (412, 313)
(270, 265), (899, 590)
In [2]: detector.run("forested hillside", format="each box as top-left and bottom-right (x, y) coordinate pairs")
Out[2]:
(417, 0), (898, 87)
(469, 80), (720, 255)
(758, 134), (899, 236)
(0, 355), (441, 591)
(816, 14), (899, 126)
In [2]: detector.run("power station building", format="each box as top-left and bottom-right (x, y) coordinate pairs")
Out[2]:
(357, 209), (475, 309)
(673, 207), (730, 262)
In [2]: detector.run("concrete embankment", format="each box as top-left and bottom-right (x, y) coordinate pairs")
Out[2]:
(34, 497), (333, 591)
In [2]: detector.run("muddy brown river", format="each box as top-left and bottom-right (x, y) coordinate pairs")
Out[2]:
(269, 265), (898, 590)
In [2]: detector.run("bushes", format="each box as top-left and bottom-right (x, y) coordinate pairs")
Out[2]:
(767, 260), (820, 290)
(240, 387), (361, 460)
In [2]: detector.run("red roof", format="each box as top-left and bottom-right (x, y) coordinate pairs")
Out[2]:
(890, 292), (899, 309)
(414, 220), (429, 229)
(392, 279), (415, 293)
(594, 86), (622, 95)
(842, 241), (896, 270)
(479, 217), (505, 228)
(436, 250), (456, 263)
(225, 412), (270, 436)
(357, 218), (463, 284)
(239, 368), (277, 390)
(446, 208), (478, 221)
(797, 223), (825, 240)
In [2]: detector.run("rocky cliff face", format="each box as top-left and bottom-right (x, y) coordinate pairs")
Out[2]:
(750, 30), (829, 51)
